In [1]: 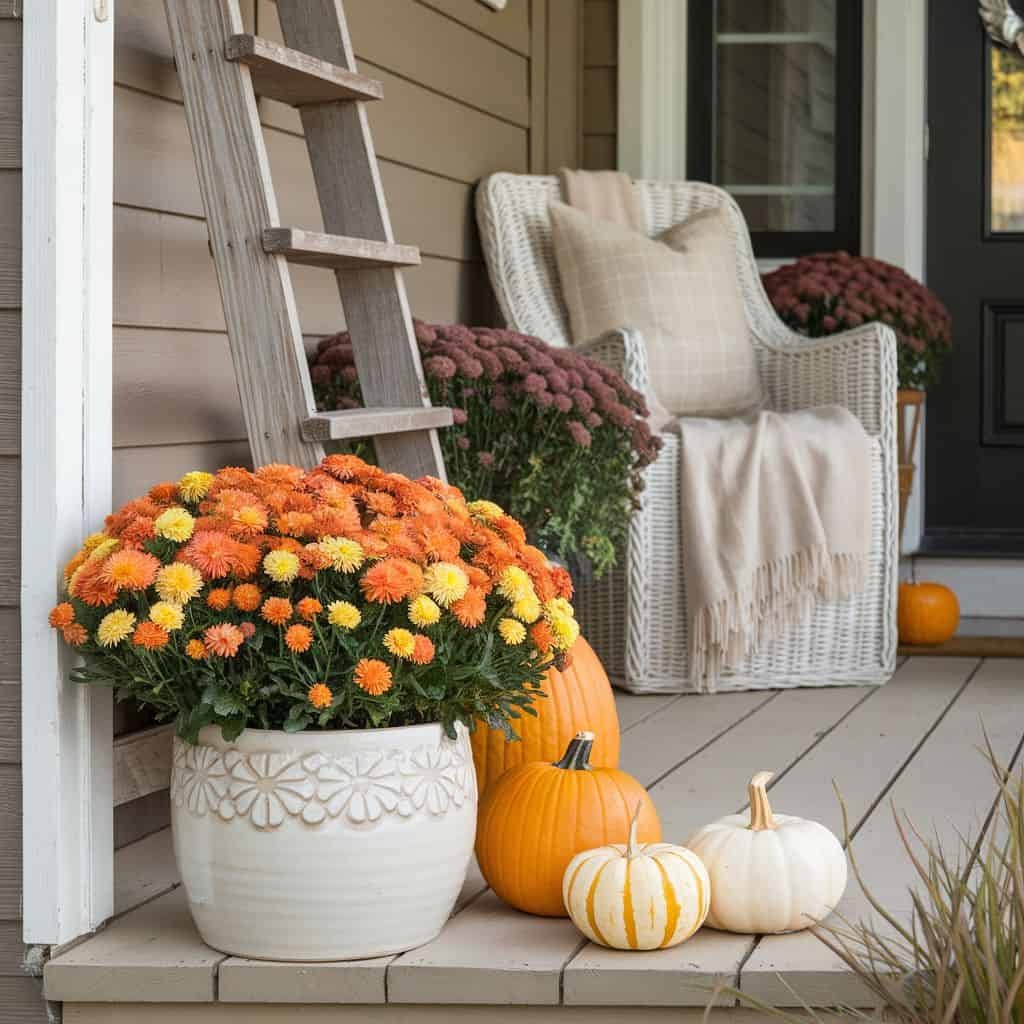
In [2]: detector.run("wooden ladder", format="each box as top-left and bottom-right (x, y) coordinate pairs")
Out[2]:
(163, 0), (451, 478)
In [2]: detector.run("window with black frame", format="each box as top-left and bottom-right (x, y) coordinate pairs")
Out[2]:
(687, 0), (863, 259)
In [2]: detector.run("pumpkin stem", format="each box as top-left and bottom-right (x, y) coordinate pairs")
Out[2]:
(626, 800), (643, 858)
(747, 771), (777, 831)
(554, 731), (595, 771)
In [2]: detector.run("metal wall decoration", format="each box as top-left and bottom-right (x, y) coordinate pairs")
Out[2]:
(980, 0), (1024, 51)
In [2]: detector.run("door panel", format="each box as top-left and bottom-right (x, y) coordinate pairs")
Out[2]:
(924, 0), (1024, 554)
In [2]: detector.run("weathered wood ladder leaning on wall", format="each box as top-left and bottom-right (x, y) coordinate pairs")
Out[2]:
(163, 0), (451, 478)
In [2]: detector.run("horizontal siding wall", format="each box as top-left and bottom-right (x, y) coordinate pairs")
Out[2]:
(582, 0), (617, 169)
(0, 7), (43, 1021)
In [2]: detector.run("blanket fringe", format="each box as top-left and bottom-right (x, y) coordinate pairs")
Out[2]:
(691, 546), (868, 692)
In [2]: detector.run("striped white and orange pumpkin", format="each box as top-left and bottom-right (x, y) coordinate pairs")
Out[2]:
(562, 803), (710, 950)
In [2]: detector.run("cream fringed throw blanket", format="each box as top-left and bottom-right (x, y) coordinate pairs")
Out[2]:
(671, 406), (872, 688)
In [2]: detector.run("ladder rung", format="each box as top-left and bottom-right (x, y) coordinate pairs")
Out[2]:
(225, 34), (383, 106)
(301, 407), (454, 443)
(263, 228), (421, 270)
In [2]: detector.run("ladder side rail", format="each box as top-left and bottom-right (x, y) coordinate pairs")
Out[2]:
(275, 0), (446, 481)
(164, 0), (324, 469)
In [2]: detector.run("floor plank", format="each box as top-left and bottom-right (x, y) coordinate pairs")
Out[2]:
(564, 685), (872, 1007)
(614, 693), (681, 733)
(386, 890), (584, 1005)
(741, 657), (1024, 1007)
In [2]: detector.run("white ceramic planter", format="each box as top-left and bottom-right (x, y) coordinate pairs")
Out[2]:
(171, 721), (477, 961)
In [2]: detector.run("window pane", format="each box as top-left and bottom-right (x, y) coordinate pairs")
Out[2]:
(717, 0), (832, 34)
(713, 1), (837, 232)
(991, 43), (1024, 233)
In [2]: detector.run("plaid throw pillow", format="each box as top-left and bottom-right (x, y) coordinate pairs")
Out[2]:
(549, 201), (763, 418)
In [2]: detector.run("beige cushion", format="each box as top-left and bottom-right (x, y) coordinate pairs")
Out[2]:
(549, 201), (763, 418)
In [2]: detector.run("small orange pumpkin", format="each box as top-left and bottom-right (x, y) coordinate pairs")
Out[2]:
(898, 581), (959, 646)
(475, 731), (661, 917)
(471, 637), (620, 794)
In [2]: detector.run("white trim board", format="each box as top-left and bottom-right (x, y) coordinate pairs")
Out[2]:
(21, 0), (115, 945)
(907, 558), (1024, 619)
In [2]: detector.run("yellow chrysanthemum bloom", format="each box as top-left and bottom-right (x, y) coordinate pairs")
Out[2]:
(153, 507), (195, 543)
(88, 537), (120, 562)
(82, 532), (109, 553)
(544, 597), (575, 621)
(178, 471), (215, 502)
(498, 618), (526, 646)
(467, 500), (504, 521)
(327, 600), (361, 630)
(155, 562), (203, 604)
(497, 565), (534, 602)
(263, 549), (300, 583)
(319, 536), (365, 573)
(97, 609), (136, 648)
(408, 594), (441, 627)
(424, 562), (469, 607)
(383, 627), (416, 659)
(512, 593), (542, 623)
(549, 613), (580, 651)
(66, 563), (85, 596)
(149, 601), (184, 632)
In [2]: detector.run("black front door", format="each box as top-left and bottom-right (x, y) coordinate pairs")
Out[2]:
(925, 0), (1024, 554)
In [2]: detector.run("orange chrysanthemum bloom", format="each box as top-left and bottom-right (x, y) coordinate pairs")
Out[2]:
(133, 621), (169, 650)
(452, 586), (487, 628)
(275, 511), (316, 538)
(365, 490), (397, 516)
(256, 463), (305, 488)
(495, 514), (527, 545)
(530, 620), (554, 654)
(465, 564), (493, 594)
(410, 634), (435, 665)
(261, 596), (293, 626)
(72, 559), (119, 607)
(231, 504), (269, 537)
(231, 541), (262, 579)
(185, 638), (208, 660)
(550, 565), (574, 600)
(48, 603), (75, 629)
(204, 623), (244, 658)
(120, 516), (156, 546)
(323, 454), (370, 481)
(62, 623), (88, 647)
(354, 658), (392, 696)
(180, 531), (238, 579)
(63, 550), (88, 582)
(238, 620), (256, 639)
(103, 549), (160, 591)
(231, 583), (262, 612)
(419, 526), (461, 563)
(360, 558), (423, 605)
(207, 587), (233, 611)
(148, 481), (179, 503)
(300, 543), (332, 573)
(307, 683), (333, 710)
(284, 624), (313, 653)
(296, 597), (322, 621)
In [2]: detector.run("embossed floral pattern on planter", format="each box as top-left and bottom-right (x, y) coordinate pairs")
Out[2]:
(171, 735), (474, 831)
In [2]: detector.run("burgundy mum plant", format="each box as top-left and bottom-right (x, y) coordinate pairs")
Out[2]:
(762, 252), (952, 391)
(310, 321), (662, 576)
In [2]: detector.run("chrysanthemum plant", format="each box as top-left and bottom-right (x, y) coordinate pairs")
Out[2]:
(761, 252), (952, 391)
(309, 321), (662, 576)
(49, 456), (579, 744)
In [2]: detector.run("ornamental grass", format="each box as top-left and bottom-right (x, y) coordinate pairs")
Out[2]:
(309, 321), (662, 576)
(50, 455), (578, 742)
(717, 742), (1024, 1022)
(762, 252), (952, 391)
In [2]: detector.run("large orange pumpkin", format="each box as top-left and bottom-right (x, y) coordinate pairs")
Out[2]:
(472, 637), (620, 795)
(898, 581), (959, 646)
(475, 731), (661, 917)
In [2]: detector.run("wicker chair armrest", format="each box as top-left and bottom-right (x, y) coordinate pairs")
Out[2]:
(574, 327), (651, 397)
(756, 321), (898, 438)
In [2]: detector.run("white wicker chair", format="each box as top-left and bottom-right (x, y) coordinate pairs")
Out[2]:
(475, 173), (899, 694)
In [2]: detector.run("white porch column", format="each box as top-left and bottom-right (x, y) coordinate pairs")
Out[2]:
(21, 0), (114, 944)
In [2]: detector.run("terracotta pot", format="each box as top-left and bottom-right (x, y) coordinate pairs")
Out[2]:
(171, 721), (476, 961)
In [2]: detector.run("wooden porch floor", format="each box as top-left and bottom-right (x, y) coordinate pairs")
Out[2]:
(46, 656), (1024, 1019)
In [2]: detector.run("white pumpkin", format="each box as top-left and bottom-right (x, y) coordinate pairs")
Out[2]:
(686, 771), (847, 934)
(563, 802), (710, 950)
